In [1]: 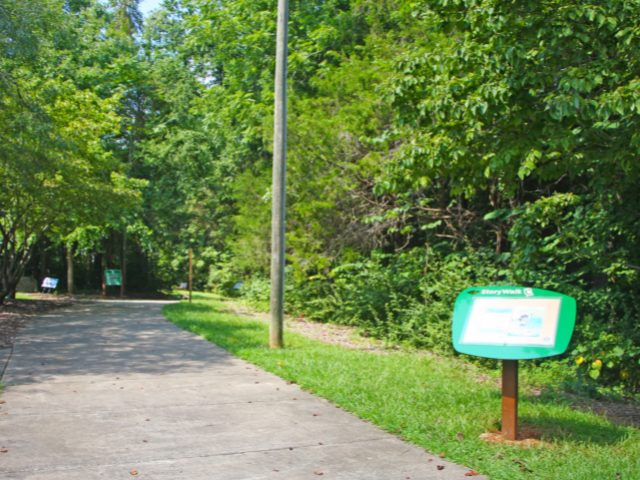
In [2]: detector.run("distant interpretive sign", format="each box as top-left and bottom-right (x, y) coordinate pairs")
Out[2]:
(452, 286), (576, 360)
(41, 277), (59, 290)
(105, 269), (122, 287)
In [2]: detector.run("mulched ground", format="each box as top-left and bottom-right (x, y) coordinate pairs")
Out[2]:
(221, 301), (392, 352)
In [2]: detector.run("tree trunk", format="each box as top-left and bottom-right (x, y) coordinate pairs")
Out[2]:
(40, 245), (48, 287)
(101, 250), (107, 297)
(0, 239), (38, 304)
(67, 244), (75, 295)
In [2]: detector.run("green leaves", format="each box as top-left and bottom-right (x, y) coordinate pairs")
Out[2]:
(0, 0), (145, 301)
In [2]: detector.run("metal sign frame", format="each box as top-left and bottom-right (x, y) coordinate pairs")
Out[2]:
(452, 286), (576, 360)
(452, 285), (577, 440)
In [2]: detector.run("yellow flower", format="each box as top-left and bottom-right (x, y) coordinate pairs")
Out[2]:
(575, 355), (585, 365)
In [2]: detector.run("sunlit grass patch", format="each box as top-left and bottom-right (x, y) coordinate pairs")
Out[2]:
(164, 294), (639, 480)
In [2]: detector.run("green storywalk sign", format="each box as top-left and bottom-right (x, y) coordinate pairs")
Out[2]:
(105, 269), (122, 287)
(452, 286), (577, 360)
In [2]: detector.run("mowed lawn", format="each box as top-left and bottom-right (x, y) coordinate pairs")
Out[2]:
(164, 294), (639, 480)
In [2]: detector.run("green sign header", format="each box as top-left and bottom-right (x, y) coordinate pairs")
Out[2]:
(452, 286), (576, 360)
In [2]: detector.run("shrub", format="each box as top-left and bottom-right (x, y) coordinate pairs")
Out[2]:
(287, 247), (507, 351)
(510, 193), (640, 394)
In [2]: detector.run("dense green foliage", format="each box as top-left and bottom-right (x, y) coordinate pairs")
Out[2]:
(164, 295), (640, 480)
(0, 0), (142, 300)
(189, 0), (640, 394)
(2, 0), (639, 393)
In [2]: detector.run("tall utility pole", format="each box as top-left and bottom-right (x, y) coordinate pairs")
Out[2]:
(270, 0), (289, 349)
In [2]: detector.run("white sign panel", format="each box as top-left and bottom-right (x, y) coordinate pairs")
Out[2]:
(41, 277), (59, 289)
(461, 297), (561, 347)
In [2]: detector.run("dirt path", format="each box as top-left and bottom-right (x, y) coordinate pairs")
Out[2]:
(220, 300), (392, 352)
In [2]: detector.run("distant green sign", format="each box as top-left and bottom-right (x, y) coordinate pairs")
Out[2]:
(105, 269), (122, 287)
(452, 286), (576, 360)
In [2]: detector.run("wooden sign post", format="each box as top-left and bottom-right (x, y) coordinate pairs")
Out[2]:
(501, 359), (518, 440)
(452, 286), (576, 441)
(188, 248), (193, 304)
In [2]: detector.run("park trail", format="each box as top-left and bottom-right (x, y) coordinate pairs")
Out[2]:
(0, 300), (484, 479)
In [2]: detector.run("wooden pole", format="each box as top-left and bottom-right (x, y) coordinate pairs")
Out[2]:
(188, 248), (193, 303)
(66, 244), (74, 295)
(269, 0), (288, 349)
(101, 252), (107, 297)
(502, 359), (518, 440)
(120, 229), (127, 298)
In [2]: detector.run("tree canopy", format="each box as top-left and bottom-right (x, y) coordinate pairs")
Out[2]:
(1, 0), (639, 393)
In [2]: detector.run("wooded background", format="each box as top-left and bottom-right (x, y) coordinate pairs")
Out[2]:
(1, 0), (639, 393)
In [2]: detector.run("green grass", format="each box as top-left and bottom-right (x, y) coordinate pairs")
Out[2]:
(14, 292), (35, 300)
(164, 293), (640, 480)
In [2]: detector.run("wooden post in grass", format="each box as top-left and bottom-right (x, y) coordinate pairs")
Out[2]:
(188, 248), (193, 304)
(66, 244), (74, 295)
(101, 252), (107, 297)
(502, 360), (518, 440)
(120, 229), (127, 298)
(269, 0), (289, 349)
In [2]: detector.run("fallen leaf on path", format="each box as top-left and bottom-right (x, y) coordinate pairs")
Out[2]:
(129, 468), (138, 476)
(313, 471), (324, 476)
(0, 448), (8, 453)
(436, 465), (445, 471)
(465, 470), (479, 476)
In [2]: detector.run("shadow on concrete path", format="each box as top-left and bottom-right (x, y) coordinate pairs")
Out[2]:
(0, 300), (484, 480)
(3, 300), (237, 385)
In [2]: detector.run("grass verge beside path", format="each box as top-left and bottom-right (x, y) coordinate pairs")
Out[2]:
(163, 294), (639, 480)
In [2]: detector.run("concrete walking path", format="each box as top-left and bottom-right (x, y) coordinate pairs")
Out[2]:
(0, 300), (485, 479)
